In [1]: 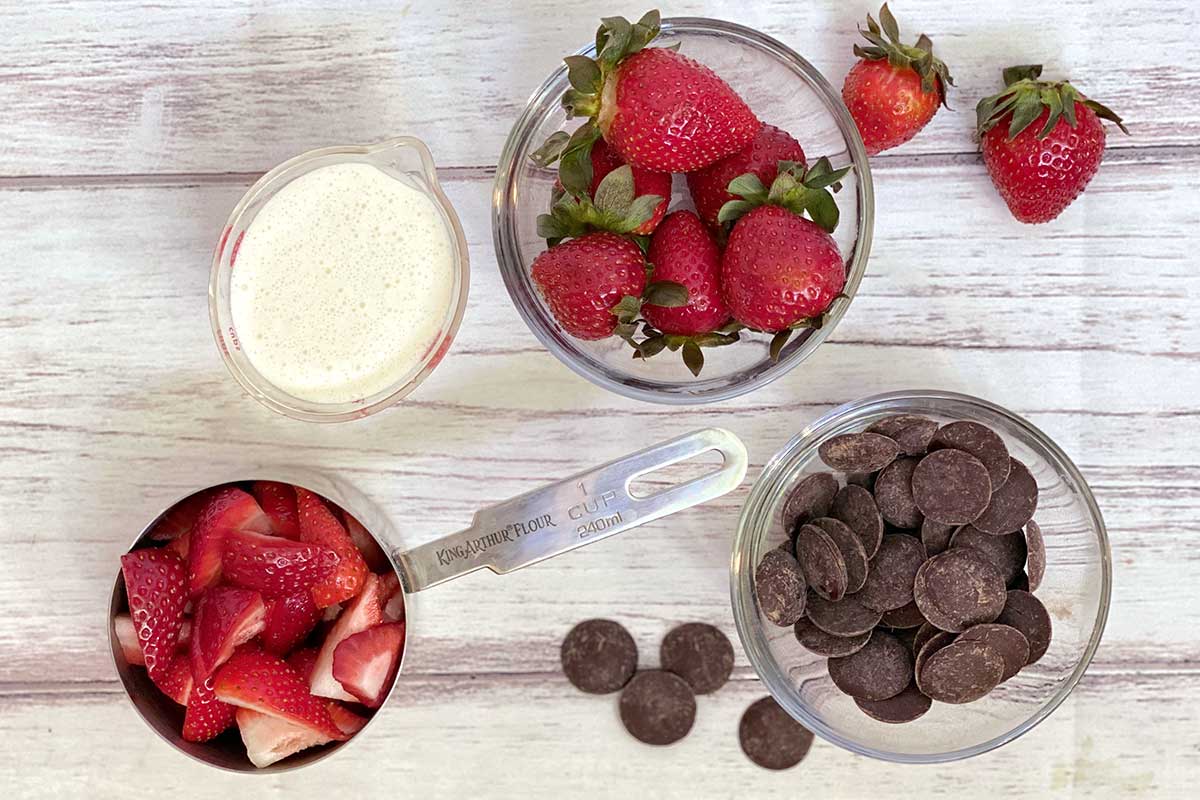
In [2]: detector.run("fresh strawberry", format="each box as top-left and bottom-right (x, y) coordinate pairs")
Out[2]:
(113, 614), (144, 666)
(148, 489), (215, 542)
(261, 592), (322, 656)
(187, 487), (271, 598)
(235, 708), (334, 769)
(310, 573), (384, 701)
(341, 511), (391, 574)
(686, 125), (806, 229)
(286, 647), (320, 683)
(332, 622), (405, 709)
(296, 488), (369, 608)
(530, 232), (648, 340)
(252, 481), (301, 540)
(559, 12), (759, 173)
(379, 571), (405, 623)
(191, 586), (267, 680)
(221, 528), (339, 600)
(214, 647), (345, 741)
(327, 702), (369, 736)
(842, 4), (952, 156)
(182, 674), (237, 742)
(150, 656), (194, 705)
(978, 64), (1128, 224)
(120, 548), (187, 680)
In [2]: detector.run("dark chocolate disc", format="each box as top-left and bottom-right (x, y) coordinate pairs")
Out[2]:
(660, 623), (734, 695)
(912, 622), (940, 656)
(957, 623), (1030, 681)
(917, 639), (1005, 704)
(795, 524), (848, 602)
(929, 421), (1011, 489)
(793, 617), (872, 657)
(914, 630), (955, 683)
(854, 682), (932, 723)
(618, 670), (696, 745)
(995, 590), (1053, 665)
(818, 432), (901, 473)
(856, 534), (927, 613)
(911, 449), (993, 525)
(831, 485), (884, 559)
(971, 458), (1039, 535)
(951, 524), (1027, 585)
(881, 601), (927, 630)
(811, 517), (869, 594)
(806, 592), (882, 637)
(781, 472), (839, 532)
(828, 631), (913, 701)
(561, 619), (637, 694)
(738, 696), (814, 770)
(874, 457), (924, 529)
(755, 549), (807, 626)
(866, 414), (931, 439)
(920, 518), (956, 556)
(893, 419), (939, 456)
(1024, 520), (1046, 591)
(1009, 570), (1030, 591)
(913, 548), (1007, 633)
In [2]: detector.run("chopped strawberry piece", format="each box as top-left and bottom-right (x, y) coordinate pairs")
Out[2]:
(148, 489), (217, 541)
(379, 571), (405, 623)
(296, 488), (368, 608)
(178, 617), (193, 651)
(221, 528), (339, 599)
(340, 510), (390, 573)
(235, 708), (334, 769)
(187, 487), (271, 598)
(327, 702), (369, 736)
(286, 647), (320, 684)
(252, 481), (301, 540)
(120, 548), (187, 680)
(214, 647), (345, 741)
(309, 573), (383, 701)
(165, 530), (190, 559)
(332, 622), (405, 709)
(191, 586), (267, 680)
(182, 674), (237, 742)
(150, 656), (194, 705)
(113, 614), (144, 666)
(261, 592), (322, 656)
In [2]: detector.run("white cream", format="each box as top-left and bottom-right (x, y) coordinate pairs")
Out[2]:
(230, 162), (456, 404)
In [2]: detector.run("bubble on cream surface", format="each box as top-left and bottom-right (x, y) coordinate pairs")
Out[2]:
(229, 162), (456, 404)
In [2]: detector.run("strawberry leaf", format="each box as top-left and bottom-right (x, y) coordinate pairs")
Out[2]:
(1007, 90), (1044, 139)
(727, 173), (767, 201)
(613, 194), (664, 233)
(594, 165), (635, 215)
(693, 332), (740, 347)
(598, 17), (633, 69)
(1038, 87), (1064, 138)
(564, 56), (602, 93)
(879, 3), (901, 43)
(769, 329), (793, 362)
(611, 295), (643, 325)
(716, 320), (746, 335)
(633, 333), (667, 360)
(1002, 64), (1043, 86)
(803, 189), (840, 233)
(1082, 98), (1129, 135)
(644, 280), (688, 308)
(529, 131), (570, 167)
(717, 199), (754, 225)
(681, 341), (704, 377)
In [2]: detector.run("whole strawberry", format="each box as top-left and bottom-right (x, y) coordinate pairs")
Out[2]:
(589, 138), (671, 234)
(531, 232), (648, 340)
(686, 125), (806, 230)
(842, 4), (952, 156)
(978, 64), (1128, 223)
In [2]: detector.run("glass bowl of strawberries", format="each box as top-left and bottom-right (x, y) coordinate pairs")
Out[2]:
(494, 12), (874, 404)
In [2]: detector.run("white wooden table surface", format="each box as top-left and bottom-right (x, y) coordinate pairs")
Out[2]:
(2, 1), (1198, 796)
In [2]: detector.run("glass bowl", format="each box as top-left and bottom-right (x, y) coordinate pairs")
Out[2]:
(493, 18), (874, 404)
(210, 137), (469, 423)
(731, 390), (1111, 762)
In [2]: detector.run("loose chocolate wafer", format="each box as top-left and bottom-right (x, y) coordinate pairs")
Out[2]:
(951, 524), (1026, 585)
(881, 601), (927, 630)
(867, 414), (931, 438)
(828, 631), (912, 701)
(1025, 520), (1046, 591)
(660, 623), (734, 695)
(856, 534), (927, 613)
(812, 517), (869, 594)
(995, 590), (1053, 664)
(893, 419), (939, 456)
(921, 518), (956, 556)
(806, 592), (882, 637)
(561, 619), (638, 694)
(782, 472), (839, 531)
(794, 617), (872, 657)
(619, 670), (696, 745)
(855, 682), (932, 723)
(739, 696), (814, 770)
(911, 449), (992, 525)
(918, 639), (1005, 704)
(971, 458), (1039, 535)
(930, 421), (1011, 489)
(874, 457), (924, 529)
(819, 432), (901, 473)
(957, 623), (1030, 681)
(831, 485), (884, 559)
(913, 548), (1006, 633)
(795, 523), (849, 602)
(755, 549), (807, 626)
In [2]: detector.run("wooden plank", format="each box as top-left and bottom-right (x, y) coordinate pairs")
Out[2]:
(1, 0), (1196, 176)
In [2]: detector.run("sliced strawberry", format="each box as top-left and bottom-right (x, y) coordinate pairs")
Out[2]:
(214, 647), (345, 741)
(332, 622), (405, 709)
(165, 530), (190, 559)
(296, 488), (368, 608)
(178, 617), (193, 651)
(221, 528), (339, 599)
(187, 487), (271, 598)
(113, 614), (144, 666)
(309, 573), (383, 701)
(379, 571), (405, 623)
(120, 548), (187, 679)
(148, 489), (215, 541)
(150, 656), (194, 705)
(286, 647), (320, 684)
(261, 592), (322, 656)
(236, 708), (334, 769)
(252, 481), (301, 540)
(182, 674), (237, 742)
(191, 586), (267, 680)
(341, 510), (390, 573)
(327, 702), (368, 736)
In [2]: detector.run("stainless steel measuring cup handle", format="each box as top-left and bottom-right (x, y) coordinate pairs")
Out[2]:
(395, 428), (748, 592)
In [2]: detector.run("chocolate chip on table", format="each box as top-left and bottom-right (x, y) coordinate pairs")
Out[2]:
(739, 696), (815, 770)
(818, 432), (902, 473)
(855, 682), (932, 724)
(917, 639), (1005, 704)
(793, 617), (872, 657)
(806, 592), (882, 637)
(561, 619), (638, 694)
(782, 472), (839, 532)
(951, 524), (1027, 585)
(831, 484), (884, 559)
(811, 517), (869, 594)
(971, 458), (1039, 535)
(995, 590), (1053, 665)
(930, 421), (1011, 489)
(921, 518), (956, 556)
(1024, 520), (1046, 591)
(755, 549), (807, 626)
(660, 623), (734, 695)
(873, 457), (924, 529)
(856, 534), (927, 613)
(957, 623), (1031, 682)
(619, 670), (696, 745)
(829, 630), (913, 701)
(881, 601), (927, 630)
(795, 524), (849, 602)
(911, 449), (993, 525)
(913, 548), (1007, 633)
(867, 414), (932, 439)
(893, 419), (939, 456)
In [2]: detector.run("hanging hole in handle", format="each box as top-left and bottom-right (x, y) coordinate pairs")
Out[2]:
(627, 447), (728, 499)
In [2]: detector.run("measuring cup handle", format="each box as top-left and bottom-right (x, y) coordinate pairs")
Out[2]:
(394, 428), (748, 593)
